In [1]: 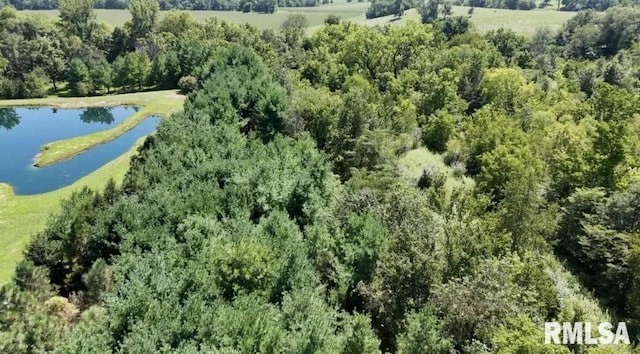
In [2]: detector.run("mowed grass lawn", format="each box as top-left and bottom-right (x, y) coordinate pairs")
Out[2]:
(21, 2), (574, 34)
(0, 138), (144, 284)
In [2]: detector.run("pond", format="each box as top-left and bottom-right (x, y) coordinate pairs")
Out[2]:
(0, 107), (159, 195)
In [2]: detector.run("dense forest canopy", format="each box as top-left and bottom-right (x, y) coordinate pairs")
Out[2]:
(4, 2), (640, 353)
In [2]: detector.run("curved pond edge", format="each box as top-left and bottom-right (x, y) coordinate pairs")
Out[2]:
(0, 136), (148, 284)
(35, 99), (184, 167)
(0, 90), (184, 167)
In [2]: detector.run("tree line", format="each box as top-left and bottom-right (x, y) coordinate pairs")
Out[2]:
(367, 0), (640, 16)
(0, 0), (326, 10)
(4, 4), (640, 354)
(0, 0), (309, 99)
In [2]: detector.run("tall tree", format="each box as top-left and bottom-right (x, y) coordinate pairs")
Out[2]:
(418, 0), (440, 23)
(126, 0), (159, 41)
(58, 0), (96, 41)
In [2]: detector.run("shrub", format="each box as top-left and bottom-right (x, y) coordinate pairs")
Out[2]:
(418, 163), (441, 189)
(452, 161), (467, 178)
(325, 14), (341, 25)
(75, 82), (92, 97)
(422, 111), (455, 153)
(0, 78), (20, 99)
(23, 69), (49, 98)
(178, 75), (198, 93)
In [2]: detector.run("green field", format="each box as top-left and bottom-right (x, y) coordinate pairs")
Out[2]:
(363, 6), (576, 34)
(20, 3), (575, 34)
(0, 139), (144, 284)
(21, 3), (370, 29)
(453, 6), (575, 34)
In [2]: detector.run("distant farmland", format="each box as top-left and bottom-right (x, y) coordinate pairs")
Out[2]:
(364, 6), (576, 35)
(20, 2), (369, 29)
(20, 3), (575, 34)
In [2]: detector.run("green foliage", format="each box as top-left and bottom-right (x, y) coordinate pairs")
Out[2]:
(291, 85), (342, 150)
(126, 0), (159, 40)
(177, 75), (198, 93)
(492, 315), (571, 353)
(82, 259), (114, 306)
(156, 10), (198, 36)
(22, 68), (49, 98)
(6, 9), (640, 354)
(254, 0), (277, 13)
(558, 7), (640, 58)
(396, 305), (453, 354)
(281, 13), (309, 31)
(324, 14), (341, 25)
(543, 120), (594, 199)
(113, 52), (151, 91)
(89, 58), (113, 94)
(432, 254), (559, 349)
(417, 0), (441, 23)
(466, 0), (536, 10)
(25, 187), (112, 295)
(486, 28), (528, 66)
(588, 82), (639, 189)
(67, 58), (91, 96)
(0, 263), (73, 353)
(366, 0), (413, 19)
(281, 14), (308, 47)
(436, 16), (472, 39)
(480, 67), (533, 117)
(58, 0), (96, 41)
(555, 186), (640, 314)
(421, 110), (455, 153)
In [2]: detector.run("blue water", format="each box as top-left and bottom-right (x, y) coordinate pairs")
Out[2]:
(0, 106), (159, 195)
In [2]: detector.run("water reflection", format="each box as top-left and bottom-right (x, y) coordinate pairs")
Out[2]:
(80, 107), (115, 124)
(0, 108), (20, 130)
(0, 106), (155, 195)
(0, 107), (118, 130)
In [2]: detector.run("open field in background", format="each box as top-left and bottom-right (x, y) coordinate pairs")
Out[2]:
(21, 2), (369, 29)
(0, 137), (146, 284)
(362, 6), (576, 34)
(20, 3), (575, 34)
(0, 90), (184, 167)
(451, 5), (575, 34)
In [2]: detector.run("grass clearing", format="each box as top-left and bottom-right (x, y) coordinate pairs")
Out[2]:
(0, 90), (184, 167)
(452, 6), (576, 34)
(0, 137), (146, 284)
(362, 6), (576, 34)
(398, 147), (475, 191)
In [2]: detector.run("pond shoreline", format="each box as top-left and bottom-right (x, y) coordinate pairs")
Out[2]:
(0, 90), (185, 167)
(0, 136), (148, 284)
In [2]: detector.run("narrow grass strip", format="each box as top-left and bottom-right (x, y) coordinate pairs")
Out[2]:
(0, 136), (147, 284)
(34, 97), (183, 167)
(0, 90), (185, 167)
